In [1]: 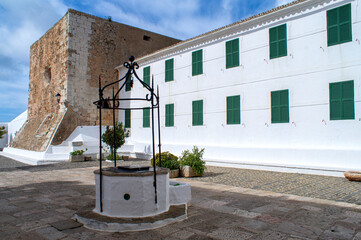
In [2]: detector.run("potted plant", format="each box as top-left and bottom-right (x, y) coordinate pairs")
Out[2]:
(70, 150), (85, 162)
(179, 146), (206, 177)
(102, 122), (129, 162)
(344, 171), (361, 181)
(106, 153), (123, 161)
(151, 152), (180, 178)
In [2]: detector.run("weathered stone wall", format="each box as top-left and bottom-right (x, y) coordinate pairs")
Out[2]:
(13, 9), (180, 151)
(11, 13), (69, 151)
(53, 10), (180, 144)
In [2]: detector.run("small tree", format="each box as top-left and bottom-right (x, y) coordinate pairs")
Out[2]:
(179, 146), (206, 176)
(102, 122), (129, 158)
(0, 126), (6, 139)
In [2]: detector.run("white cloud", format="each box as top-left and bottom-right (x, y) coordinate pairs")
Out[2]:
(275, 0), (294, 7)
(0, 0), (69, 115)
(94, 0), (233, 40)
(0, 21), (42, 62)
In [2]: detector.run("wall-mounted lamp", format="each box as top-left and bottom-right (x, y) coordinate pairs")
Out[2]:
(56, 93), (61, 103)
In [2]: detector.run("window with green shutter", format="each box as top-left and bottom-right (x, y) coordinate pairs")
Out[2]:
(327, 4), (352, 46)
(125, 109), (131, 128)
(143, 108), (150, 128)
(227, 95), (240, 125)
(192, 49), (203, 76)
(329, 80), (354, 120)
(165, 59), (174, 82)
(165, 104), (174, 127)
(269, 24), (287, 59)
(271, 90), (289, 123)
(143, 66), (150, 86)
(225, 39), (239, 69)
(125, 74), (131, 92)
(192, 100), (203, 126)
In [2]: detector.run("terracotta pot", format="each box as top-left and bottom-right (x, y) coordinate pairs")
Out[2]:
(70, 155), (85, 162)
(344, 171), (361, 181)
(169, 169), (179, 178)
(180, 166), (202, 178)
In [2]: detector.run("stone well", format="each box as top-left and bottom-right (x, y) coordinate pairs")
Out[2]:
(93, 166), (170, 218)
(74, 166), (191, 232)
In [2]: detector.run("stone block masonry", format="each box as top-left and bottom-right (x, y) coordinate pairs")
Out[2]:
(11, 9), (180, 151)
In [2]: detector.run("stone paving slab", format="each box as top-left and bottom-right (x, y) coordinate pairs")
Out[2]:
(1, 156), (361, 239)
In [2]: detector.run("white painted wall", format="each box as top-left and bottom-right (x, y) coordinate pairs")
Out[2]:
(0, 110), (27, 150)
(7, 110), (27, 146)
(117, 0), (361, 172)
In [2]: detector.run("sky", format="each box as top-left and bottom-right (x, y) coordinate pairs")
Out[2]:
(0, 0), (293, 123)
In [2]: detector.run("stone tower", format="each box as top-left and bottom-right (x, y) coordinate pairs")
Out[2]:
(11, 9), (180, 152)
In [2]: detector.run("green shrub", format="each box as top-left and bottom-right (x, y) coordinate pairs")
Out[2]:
(0, 126), (6, 139)
(102, 122), (129, 155)
(179, 146), (206, 176)
(106, 153), (123, 160)
(151, 152), (179, 170)
(70, 150), (85, 156)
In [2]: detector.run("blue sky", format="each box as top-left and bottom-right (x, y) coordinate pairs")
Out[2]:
(0, 0), (292, 123)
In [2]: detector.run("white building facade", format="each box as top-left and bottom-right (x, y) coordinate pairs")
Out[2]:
(117, 0), (360, 174)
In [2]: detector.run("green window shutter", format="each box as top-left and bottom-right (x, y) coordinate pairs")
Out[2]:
(269, 27), (278, 59)
(342, 81), (354, 119)
(125, 109), (131, 128)
(232, 39), (239, 67)
(192, 50), (203, 76)
(125, 74), (131, 92)
(339, 4), (352, 43)
(192, 100), (203, 126)
(225, 39), (239, 69)
(327, 4), (352, 46)
(227, 97), (233, 124)
(271, 91), (280, 123)
(330, 82), (342, 120)
(271, 90), (289, 123)
(143, 67), (150, 86)
(143, 108), (150, 128)
(227, 95), (240, 125)
(330, 80), (354, 120)
(165, 104), (174, 127)
(165, 59), (174, 82)
(225, 41), (232, 69)
(269, 24), (287, 59)
(280, 90), (289, 123)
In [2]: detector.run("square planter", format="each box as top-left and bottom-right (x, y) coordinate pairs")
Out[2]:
(70, 155), (85, 162)
(169, 169), (179, 178)
(180, 166), (201, 178)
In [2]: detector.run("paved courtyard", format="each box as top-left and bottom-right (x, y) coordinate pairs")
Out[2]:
(1, 155), (361, 239)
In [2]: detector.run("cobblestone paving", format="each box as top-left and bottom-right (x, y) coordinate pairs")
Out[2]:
(1, 155), (361, 205)
(192, 166), (361, 205)
(1, 157), (361, 239)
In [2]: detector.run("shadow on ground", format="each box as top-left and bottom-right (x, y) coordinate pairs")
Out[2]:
(1, 179), (361, 239)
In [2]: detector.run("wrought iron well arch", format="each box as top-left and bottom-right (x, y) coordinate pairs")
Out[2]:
(93, 56), (162, 212)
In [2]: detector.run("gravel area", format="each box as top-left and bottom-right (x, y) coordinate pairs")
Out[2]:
(193, 166), (361, 205)
(1, 154), (361, 205)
